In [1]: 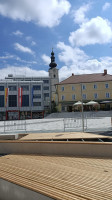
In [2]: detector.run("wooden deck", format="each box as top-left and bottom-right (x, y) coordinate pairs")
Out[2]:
(19, 132), (111, 141)
(0, 154), (112, 200)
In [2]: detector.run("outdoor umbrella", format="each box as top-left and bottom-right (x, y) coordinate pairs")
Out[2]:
(73, 101), (85, 106)
(86, 100), (99, 105)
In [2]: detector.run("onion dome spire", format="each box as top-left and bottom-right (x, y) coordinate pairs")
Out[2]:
(49, 49), (57, 69)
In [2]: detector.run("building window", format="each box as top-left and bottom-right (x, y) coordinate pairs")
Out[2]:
(21, 85), (29, 91)
(61, 86), (64, 91)
(9, 95), (17, 107)
(72, 94), (75, 100)
(33, 85), (41, 90)
(105, 83), (109, 88)
(0, 95), (4, 107)
(61, 95), (65, 100)
(9, 86), (17, 91)
(22, 95), (29, 107)
(43, 80), (49, 84)
(44, 86), (49, 90)
(82, 85), (86, 90)
(106, 93), (110, 98)
(72, 86), (75, 91)
(44, 93), (49, 98)
(0, 86), (4, 91)
(82, 94), (86, 99)
(33, 94), (41, 99)
(94, 93), (98, 99)
(33, 102), (41, 106)
(94, 84), (97, 89)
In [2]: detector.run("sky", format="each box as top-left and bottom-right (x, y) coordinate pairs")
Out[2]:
(0, 0), (112, 81)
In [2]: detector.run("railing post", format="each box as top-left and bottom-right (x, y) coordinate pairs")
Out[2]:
(4, 121), (5, 133)
(63, 119), (65, 132)
(80, 83), (84, 132)
(25, 120), (27, 133)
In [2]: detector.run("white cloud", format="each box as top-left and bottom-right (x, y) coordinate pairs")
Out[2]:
(14, 43), (34, 55)
(73, 3), (91, 24)
(59, 57), (112, 81)
(41, 54), (50, 65)
(25, 36), (32, 41)
(0, 54), (14, 59)
(57, 42), (88, 65)
(0, 66), (48, 80)
(25, 36), (36, 46)
(69, 16), (112, 46)
(0, 0), (71, 28)
(31, 41), (36, 46)
(12, 30), (23, 36)
(102, 2), (111, 11)
(57, 42), (112, 81)
(0, 53), (37, 65)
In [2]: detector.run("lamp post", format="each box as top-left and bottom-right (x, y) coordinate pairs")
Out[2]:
(80, 83), (84, 132)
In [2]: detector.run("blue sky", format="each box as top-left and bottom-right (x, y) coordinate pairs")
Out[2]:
(0, 0), (112, 81)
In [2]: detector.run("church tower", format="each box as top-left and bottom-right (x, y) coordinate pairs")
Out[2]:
(49, 50), (59, 103)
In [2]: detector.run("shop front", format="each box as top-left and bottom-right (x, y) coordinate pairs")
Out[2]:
(20, 111), (32, 120)
(6, 110), (20, 120)
(32, 111), (44, 119)
(0, 112), (6, 121)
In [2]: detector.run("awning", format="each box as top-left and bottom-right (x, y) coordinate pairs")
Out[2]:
(100, 101), (112, 104)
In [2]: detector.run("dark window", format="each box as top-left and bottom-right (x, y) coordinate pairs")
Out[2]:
(106, 93), (110, 98)
(33, 102), (41, 106)
(9, 95), (17, 107)
(33, 85), (41, 90)
(82, 85), (86, 90)
(0, 86), (4, 91)
(9, 86), (17, 91)
(94, 93), (98, 99)
(21, 85), (29, 91)
(0, 95), (4, 107)
(61, 86), (64, 91)
(94, 84), (97, 89)
(44, 86), (49, 90)
(105, 83), (109, 88)
(33, 94), (41, 99)
(44, 93), (49, 98)
(43, 80), (49, 84)
(22, 95), (29, 107)
(82, 94), (86, 99)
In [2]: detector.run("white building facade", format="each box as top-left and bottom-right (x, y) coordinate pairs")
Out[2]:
(0, 51), (59, 120)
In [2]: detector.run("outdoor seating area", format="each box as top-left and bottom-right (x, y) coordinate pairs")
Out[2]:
(73, 100), (112, 111)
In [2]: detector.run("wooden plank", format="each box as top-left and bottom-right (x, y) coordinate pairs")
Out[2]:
(0, 155), (112, 199)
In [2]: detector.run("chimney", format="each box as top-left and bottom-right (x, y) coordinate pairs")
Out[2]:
(72, 73), (74, 76)
(103, 69), (107, 76)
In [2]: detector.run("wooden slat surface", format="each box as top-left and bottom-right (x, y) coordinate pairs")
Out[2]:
(19, 132), (112, 141)
(0, 154), (112, 200)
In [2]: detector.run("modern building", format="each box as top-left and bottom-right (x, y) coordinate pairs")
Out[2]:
(56, 69), (112, 112)
(0, 50), (59, 120)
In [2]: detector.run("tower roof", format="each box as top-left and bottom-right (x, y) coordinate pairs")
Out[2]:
(49, 50), (57, 69)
